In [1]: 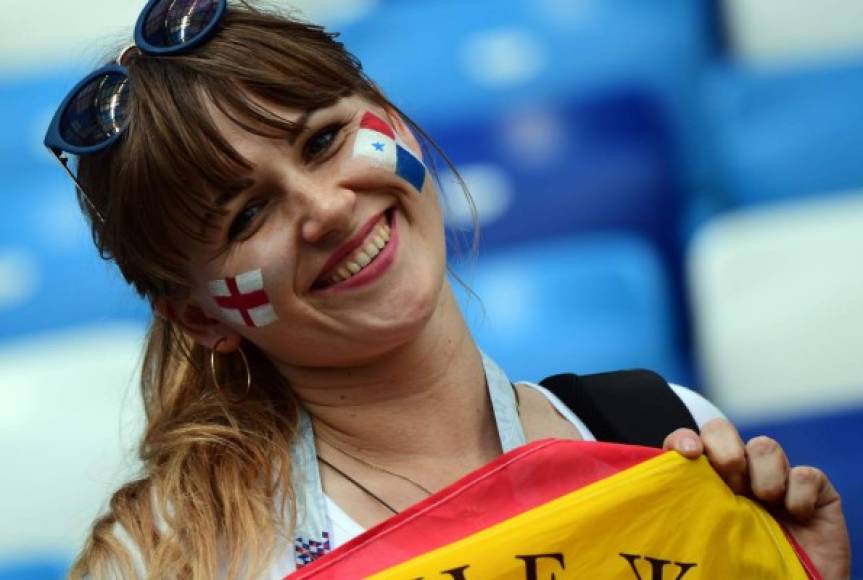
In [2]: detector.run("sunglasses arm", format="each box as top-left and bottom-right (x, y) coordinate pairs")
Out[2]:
(50, 151), (107, 224)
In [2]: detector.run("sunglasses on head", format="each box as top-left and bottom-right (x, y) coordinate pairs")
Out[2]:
(43, 0), (228, 222)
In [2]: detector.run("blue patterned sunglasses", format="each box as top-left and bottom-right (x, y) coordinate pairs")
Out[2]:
(43, 0), (227, 222)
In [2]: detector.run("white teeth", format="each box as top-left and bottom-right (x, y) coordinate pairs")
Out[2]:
(356, 250), (372, 267)
(363, 240), (381, 257)
(322, 217), (394, 286)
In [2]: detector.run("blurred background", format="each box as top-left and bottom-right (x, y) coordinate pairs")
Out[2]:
(1, 0), (862, 576)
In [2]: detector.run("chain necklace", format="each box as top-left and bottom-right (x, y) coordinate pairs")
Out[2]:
(316, 454), (400, 514)
(322, 436), (435, 496)
(316, 434), (434, 515)
(314, 382), (521, 515)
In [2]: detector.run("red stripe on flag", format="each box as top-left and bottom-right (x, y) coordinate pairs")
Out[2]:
(215, 277), (270, 327)
(782, 526), (822, 580)
(288, 439), (661, 578)
(360, 111), (396, 140)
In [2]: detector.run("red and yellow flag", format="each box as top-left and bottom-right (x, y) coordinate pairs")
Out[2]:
(289, 439), (818, 579)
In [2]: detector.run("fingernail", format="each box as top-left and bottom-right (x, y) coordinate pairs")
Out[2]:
(681, 437), (698, 453)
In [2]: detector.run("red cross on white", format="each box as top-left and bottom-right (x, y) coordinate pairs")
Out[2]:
(208, 269), (277, 328)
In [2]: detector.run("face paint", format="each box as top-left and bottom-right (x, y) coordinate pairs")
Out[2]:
(353, 111), (427, 193)
(208, 268), (278, 328)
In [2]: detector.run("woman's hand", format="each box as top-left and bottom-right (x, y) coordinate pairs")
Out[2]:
(664, 419), (851, 580)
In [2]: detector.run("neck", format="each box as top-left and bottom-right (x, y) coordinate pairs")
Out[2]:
(281, 283), (501, 472)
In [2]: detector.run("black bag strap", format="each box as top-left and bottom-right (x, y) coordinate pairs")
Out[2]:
(539, 370), (699, 448)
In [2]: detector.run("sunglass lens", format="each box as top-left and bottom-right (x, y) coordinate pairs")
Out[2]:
(60, 72), (130, 149)
(141, 0), (221, 49)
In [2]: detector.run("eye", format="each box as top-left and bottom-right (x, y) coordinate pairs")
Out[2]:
(303, 123), (344, 161)
(227, 202), (265, 240)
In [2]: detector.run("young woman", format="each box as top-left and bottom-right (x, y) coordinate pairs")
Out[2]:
(45, 1), (849, 578)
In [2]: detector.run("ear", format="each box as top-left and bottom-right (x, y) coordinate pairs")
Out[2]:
(153, 297), (241, 353)
(385, 106), (423, 158)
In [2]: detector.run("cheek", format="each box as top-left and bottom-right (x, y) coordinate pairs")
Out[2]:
(204, 240), (296, 330)
(348, 110), (429, 196)
(206, 267), (280, 329)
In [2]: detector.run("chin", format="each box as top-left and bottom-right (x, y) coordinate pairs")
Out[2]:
(335, 270), (444, 363)
(365, 283), (440, 341)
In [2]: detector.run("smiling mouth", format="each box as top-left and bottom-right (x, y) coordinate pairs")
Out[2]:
(312, 208), (395, 290)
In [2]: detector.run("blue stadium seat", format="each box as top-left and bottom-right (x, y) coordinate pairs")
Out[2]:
(0, 557), (68, 580)
(0, 172), (148, 344)
(703, 60), (863, 206)
(435, 90), (681, 258)
(340, 0), (711, 128)
(450, 232), (685, 384)
(0, 71), (87, 177)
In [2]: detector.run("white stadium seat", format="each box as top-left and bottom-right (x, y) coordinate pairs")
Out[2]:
(0, 324), (145, 559)
(723, 0), (863, 65)
(688, 191), (863, 421)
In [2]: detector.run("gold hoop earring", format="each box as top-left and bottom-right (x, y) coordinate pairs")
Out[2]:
(209, 338), (252, 395)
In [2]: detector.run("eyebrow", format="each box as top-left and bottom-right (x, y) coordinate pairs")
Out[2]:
(285, 109), (316, 145)
(212, 108), (320, 209)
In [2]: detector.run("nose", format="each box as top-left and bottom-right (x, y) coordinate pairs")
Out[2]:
(294, 175), (357, 245)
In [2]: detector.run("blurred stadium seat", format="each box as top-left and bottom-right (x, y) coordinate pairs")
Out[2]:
(0, 557), (69, 580)
(0, 173), (149, 343)
(435, 90), (680, 258)
(688, 190), (863, 419)
(722, 0), (863, 64)
(451, 232), (685, 385)
(342, 0), (712, 114)
(0, 74), (81, 177)
(0, 325), (145, 561)
(702, 60), (863, 207)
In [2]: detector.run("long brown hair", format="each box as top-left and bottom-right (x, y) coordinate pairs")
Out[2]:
(68, 3), (475, 578)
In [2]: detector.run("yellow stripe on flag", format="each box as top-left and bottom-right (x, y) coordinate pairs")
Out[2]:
(371, 453), (809, 579)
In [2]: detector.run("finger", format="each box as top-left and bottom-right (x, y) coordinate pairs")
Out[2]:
(784, 466), (839, 521)
(745, 436), (789, 503)
(663, 428), (703, 459)
(700, 418), (748, 493)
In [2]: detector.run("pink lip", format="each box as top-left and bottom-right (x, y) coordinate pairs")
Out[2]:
(312, 209), (399, 293)
(316, 210), (389, 281)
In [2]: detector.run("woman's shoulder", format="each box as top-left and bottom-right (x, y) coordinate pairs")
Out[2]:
(666, 383), (727, 429)
(517, 380), (726, 440)
(514, 382), (588, 442)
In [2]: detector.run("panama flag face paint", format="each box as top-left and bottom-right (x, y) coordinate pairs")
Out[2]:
(208, 268), (278, 328)
(353, 111), (427, 193)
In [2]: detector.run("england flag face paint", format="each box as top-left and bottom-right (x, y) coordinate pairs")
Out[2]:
(352, 111), (427, 193)
(208, 268), (278, 328)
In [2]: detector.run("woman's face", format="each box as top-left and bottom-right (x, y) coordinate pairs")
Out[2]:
(179, 95), (448, 369)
